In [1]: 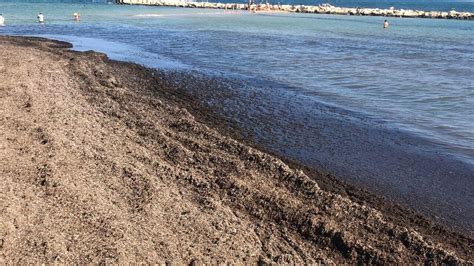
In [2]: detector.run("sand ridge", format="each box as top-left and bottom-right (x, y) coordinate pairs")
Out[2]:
(0, 36), (472, 263)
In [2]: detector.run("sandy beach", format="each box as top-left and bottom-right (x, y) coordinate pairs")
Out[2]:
(0, 36), (473, 263)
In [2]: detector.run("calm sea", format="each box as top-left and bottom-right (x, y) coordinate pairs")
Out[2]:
(1, 1), (473, 160)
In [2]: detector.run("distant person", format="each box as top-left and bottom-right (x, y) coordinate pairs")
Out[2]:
(383, 19), (389, 28)
(0, 14), (5, 26)
(73, 12), (80, 22)
(248, 0), (256, 12)
(37, 13), (44, 24)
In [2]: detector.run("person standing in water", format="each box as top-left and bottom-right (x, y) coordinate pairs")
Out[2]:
(37, 13), (44, 24)
(0, 14), (5, 26)
(73, 12), (80, 22)
(383, 19), (389, 29)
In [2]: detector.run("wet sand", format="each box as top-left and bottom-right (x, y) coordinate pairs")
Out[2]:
(0, 36), (473, 263)
(164, 73), (474, 234)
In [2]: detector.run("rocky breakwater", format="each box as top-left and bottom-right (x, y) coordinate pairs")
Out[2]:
(116, 0), (474, 20)
(296, 4), (474, 20)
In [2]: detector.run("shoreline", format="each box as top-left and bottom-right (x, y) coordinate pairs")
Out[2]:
(1, 36), (472, 263)
(115, 0), (474, 20)
(44, 35), (474, 169)
(165, 69), (474, 233)
(155, 68), (474, 234)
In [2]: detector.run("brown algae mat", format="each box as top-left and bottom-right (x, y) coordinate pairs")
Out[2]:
(0, 36), (472, 264)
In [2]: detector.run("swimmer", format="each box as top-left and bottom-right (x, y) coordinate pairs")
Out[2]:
(37, 13), (44, 24)
(383, 19), (389, 28)
(0, 14), (5, 26)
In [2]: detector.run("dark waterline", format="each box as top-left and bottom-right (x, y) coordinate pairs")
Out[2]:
(160, 70), (474, 233)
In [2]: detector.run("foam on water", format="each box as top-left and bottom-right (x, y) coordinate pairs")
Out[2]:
(43, 34), (191, 70)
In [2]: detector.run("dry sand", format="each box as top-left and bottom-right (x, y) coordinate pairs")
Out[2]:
(0, 36), (472, 264)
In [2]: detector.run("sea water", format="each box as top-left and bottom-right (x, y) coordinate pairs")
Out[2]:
(1, 2), (473, 161)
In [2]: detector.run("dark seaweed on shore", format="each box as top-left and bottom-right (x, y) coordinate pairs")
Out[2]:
(0, 36), (472, 264)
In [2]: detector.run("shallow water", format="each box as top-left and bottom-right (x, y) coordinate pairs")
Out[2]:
(1, 2), (473, 229)
(2, 2), (473, 162)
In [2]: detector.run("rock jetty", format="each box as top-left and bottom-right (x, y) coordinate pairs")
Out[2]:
(115, 0), (474, 20)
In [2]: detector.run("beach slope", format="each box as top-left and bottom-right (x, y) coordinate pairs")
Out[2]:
(0, 36), (472, 264)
